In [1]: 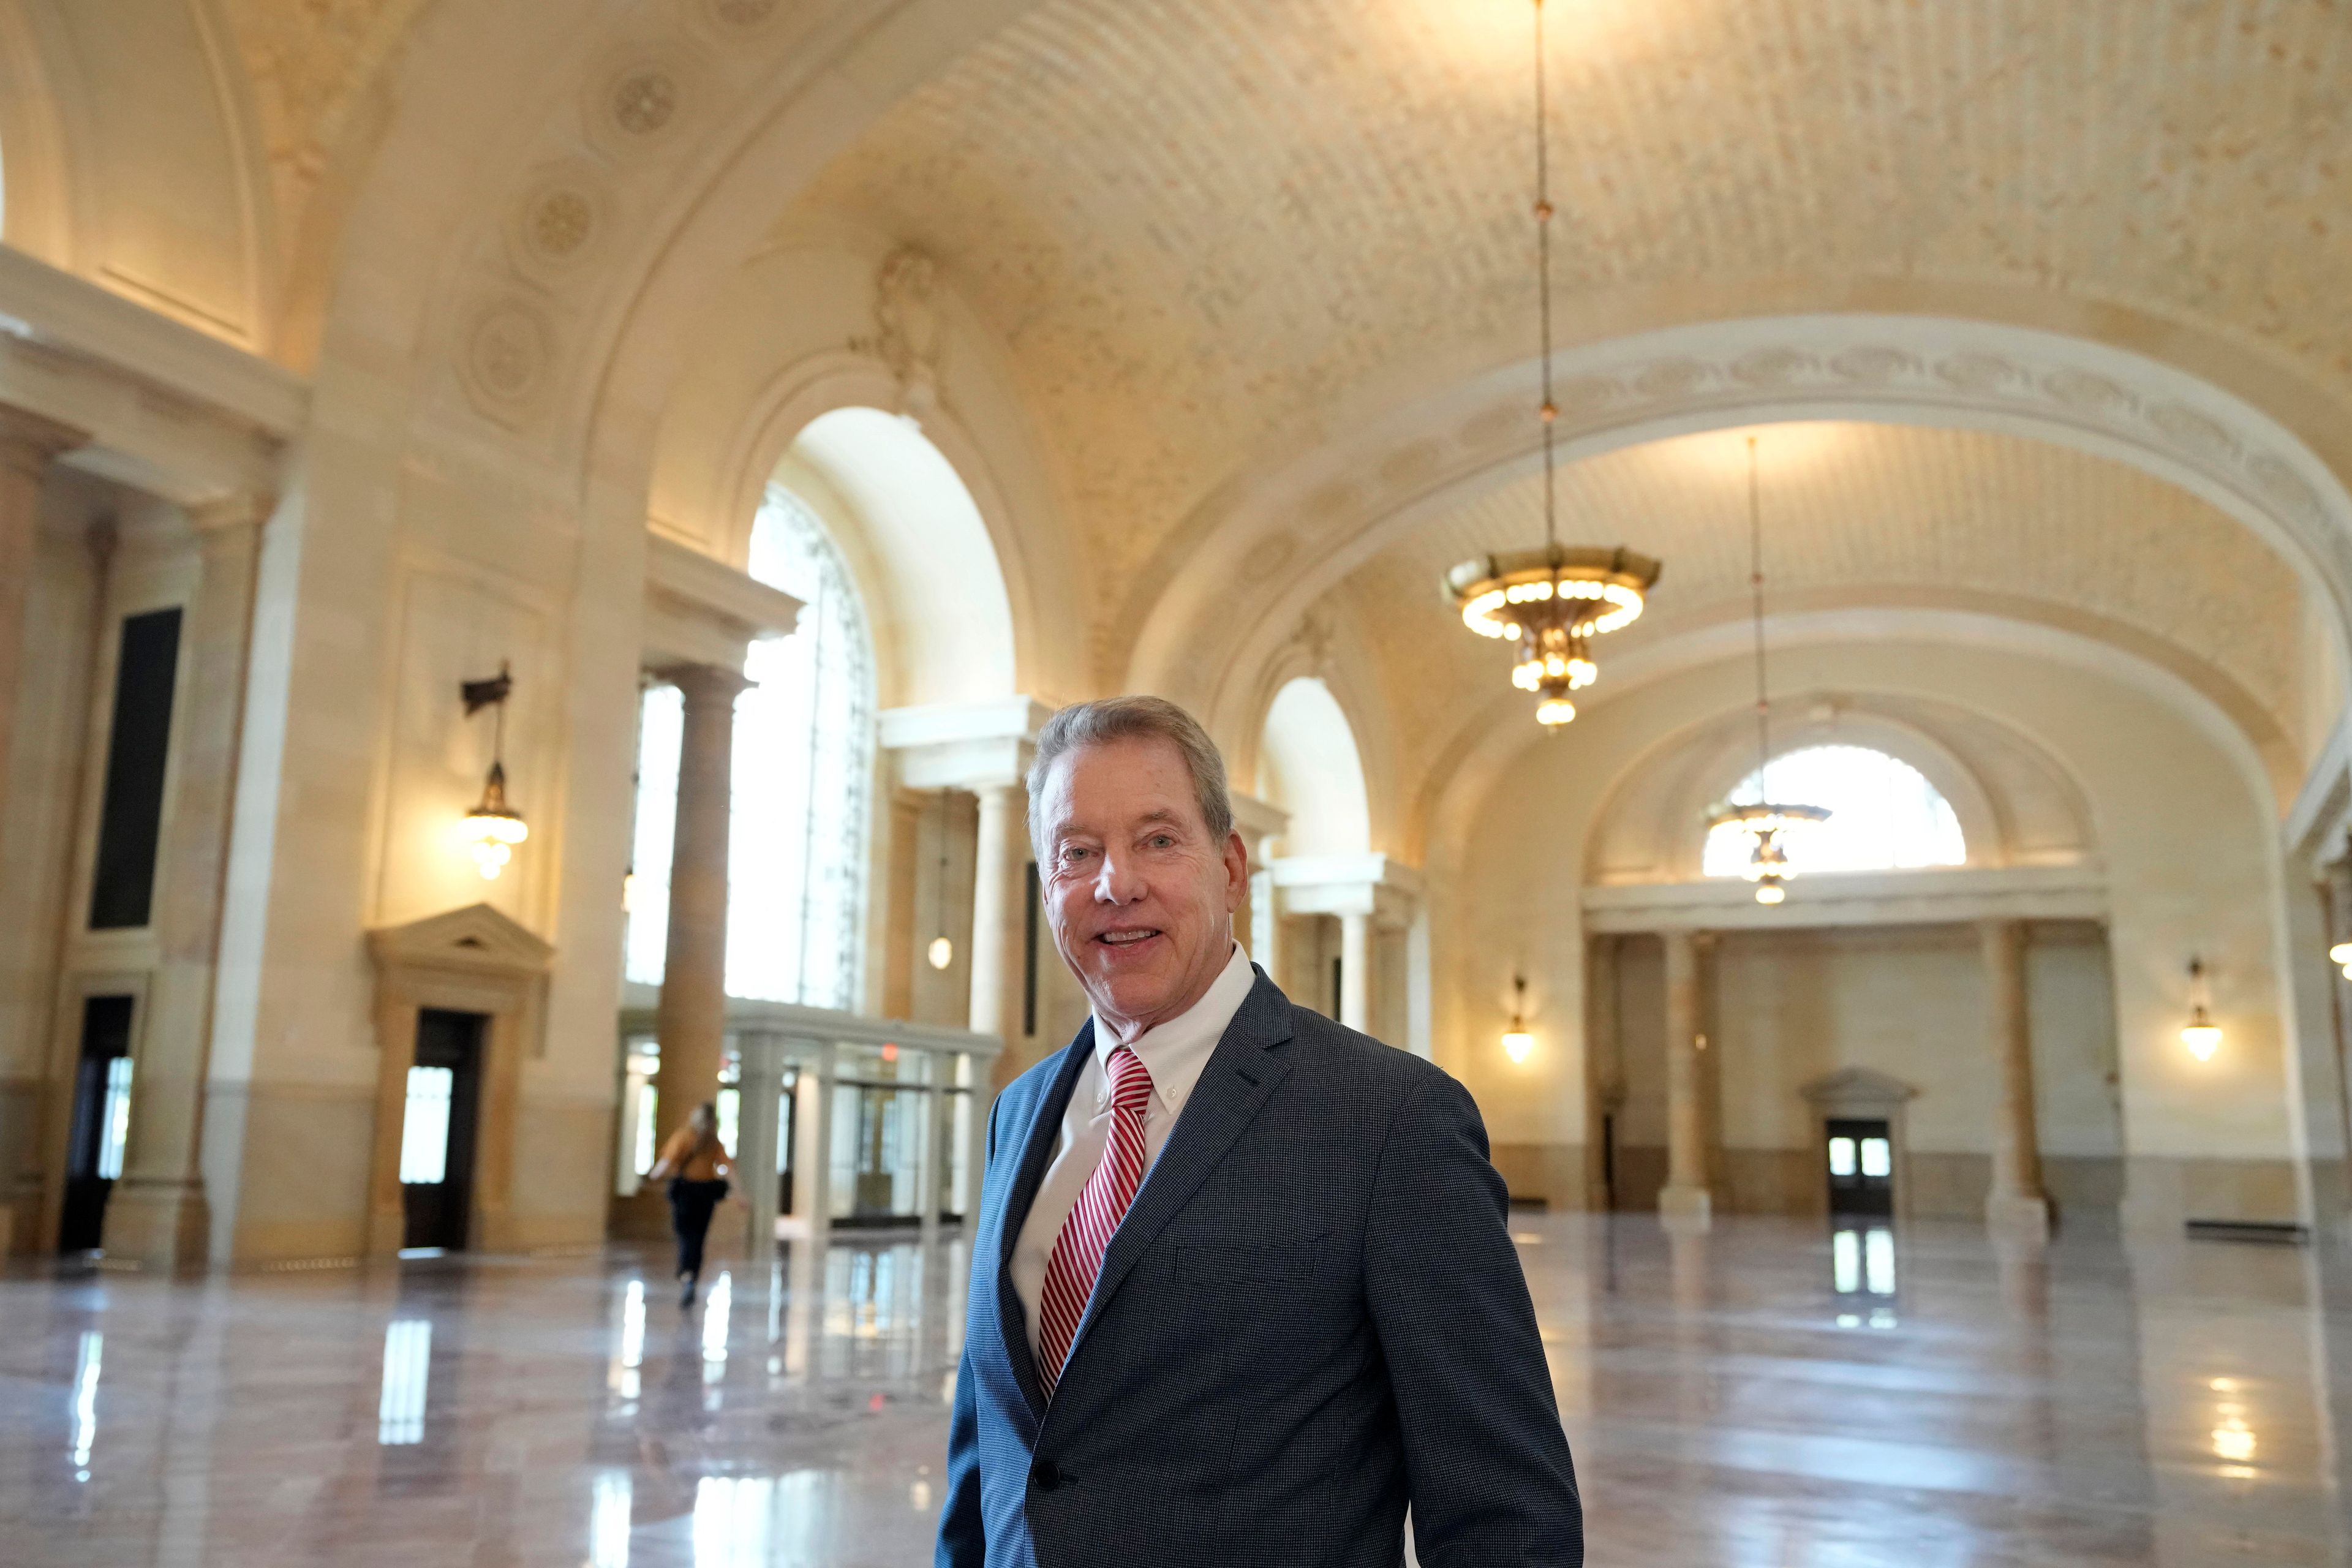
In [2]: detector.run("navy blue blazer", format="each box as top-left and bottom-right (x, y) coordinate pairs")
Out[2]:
(937, 968), (1581, 1567)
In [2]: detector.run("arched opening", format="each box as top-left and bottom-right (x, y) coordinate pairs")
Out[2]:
(1702, 744), (1966, 879)
(627, 488), (877, 1007)
(786, 407), (1016, 708)
(1256, 676), (1370, 858)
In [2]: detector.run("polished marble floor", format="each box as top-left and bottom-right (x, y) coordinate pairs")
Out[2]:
(5, 1214), (2351, 1566)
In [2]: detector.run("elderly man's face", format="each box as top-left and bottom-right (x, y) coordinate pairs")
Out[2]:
(1035, 736), (1248, 1043)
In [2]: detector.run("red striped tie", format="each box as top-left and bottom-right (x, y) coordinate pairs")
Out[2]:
(1036, 1045), (1154, 1399)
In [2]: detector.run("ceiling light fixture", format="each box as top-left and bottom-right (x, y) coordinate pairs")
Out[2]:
(1709, 436), (1827, 905)
(927, 790), (956, 971)
(2182, 957), (2222, 1061)
(1502, 973), (1535, 1064)
(1445, 0), (1659, 729)
(459, 662), (528, 881)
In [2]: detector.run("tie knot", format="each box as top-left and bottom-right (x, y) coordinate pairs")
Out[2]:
(1106, 1045), (1153, 1111)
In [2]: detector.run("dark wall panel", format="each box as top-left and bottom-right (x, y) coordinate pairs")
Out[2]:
(88, 608), (183, 930)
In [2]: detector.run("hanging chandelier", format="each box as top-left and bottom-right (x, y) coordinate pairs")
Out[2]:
(1710, 436), (1826, 905)
(1445, 0), (1659, 729)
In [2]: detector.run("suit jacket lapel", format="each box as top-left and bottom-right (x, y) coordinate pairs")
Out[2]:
(994, 1021), (1093, 1422)
(1066, 973), (1295, 1362)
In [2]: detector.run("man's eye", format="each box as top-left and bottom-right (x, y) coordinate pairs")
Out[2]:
(1060, 846), (1091, 864)
(1149, 835), (1175, 848)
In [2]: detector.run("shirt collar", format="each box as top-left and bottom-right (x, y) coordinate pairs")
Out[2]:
(1091, 941), (1256, 1121)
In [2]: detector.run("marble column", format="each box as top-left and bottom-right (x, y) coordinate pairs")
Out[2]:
(0, 404), (85, 817)
(649, 664), (748, 1169)
(1659, 928), (1713, 1224)
(105, 496), (268, 1269)
(735, 1031), (784, 1284)
(1980, 918), (2050, 1238)
(1340, 911), (1371, 1033)
(1248, 866), (1280, 978)
(970, 782), (1031, 1087)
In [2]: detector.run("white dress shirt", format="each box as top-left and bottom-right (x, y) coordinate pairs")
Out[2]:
(1009, 942), (1257, 1360)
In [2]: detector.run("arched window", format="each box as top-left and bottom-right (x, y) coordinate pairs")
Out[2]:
(625, 486), (875, 1007)
(1702, 745), (1964, 878)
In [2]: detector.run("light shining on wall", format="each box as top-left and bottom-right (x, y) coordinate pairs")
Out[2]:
(625, 488), (875, 1007)
(1703, 745), (1964, 880)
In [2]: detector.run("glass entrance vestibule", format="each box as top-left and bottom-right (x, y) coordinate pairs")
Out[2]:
(615, 998), (1000, 1268)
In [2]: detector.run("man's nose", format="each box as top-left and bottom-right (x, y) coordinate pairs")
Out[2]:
(1091, 851), (1146, 903)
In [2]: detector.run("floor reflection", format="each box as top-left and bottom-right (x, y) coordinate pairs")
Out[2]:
(1830, 1221), (1899, 1328)
(0, 1218), (2346, 1565)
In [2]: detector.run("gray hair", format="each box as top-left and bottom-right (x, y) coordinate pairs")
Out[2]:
(1027, 696), (1235, 857)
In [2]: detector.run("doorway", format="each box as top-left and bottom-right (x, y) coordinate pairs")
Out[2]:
(399, 1009), (487, 1251)
(1825, 1117), (1894, 1217)
(59, 996), (137, 1253)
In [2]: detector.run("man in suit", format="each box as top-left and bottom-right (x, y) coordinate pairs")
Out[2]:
(937, 695), (1581, 1567)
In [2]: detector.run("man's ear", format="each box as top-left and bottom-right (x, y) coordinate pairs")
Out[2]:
(1223, 829), (1250, 911)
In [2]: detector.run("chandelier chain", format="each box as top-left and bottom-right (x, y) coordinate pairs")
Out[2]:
(1534, 0), (1558, 559)
(1748, 434), (1770, 786)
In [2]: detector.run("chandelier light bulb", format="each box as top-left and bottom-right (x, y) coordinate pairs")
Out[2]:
(927, 935), (954, 971)
(2331, 940), (2352, 979)
(1755, 876), (1787, 906)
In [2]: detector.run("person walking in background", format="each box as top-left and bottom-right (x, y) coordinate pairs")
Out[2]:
(647, 1101), (732, 1308)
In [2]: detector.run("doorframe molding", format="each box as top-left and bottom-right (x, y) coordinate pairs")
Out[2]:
(364, 903), (554, 1257)
(1800, 1066), (1919, 1222)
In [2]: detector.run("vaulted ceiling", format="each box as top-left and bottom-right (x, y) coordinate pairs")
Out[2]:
(1341, 422), (2310, 768)
(802, 0), (2352, 584)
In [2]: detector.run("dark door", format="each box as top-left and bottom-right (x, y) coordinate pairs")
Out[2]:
(1825, 1117), (1894, 1216)
(1600, 1112), (1618, 1210)
(400, 1009), (486, 1251)
(777, 1066), (799, 1216)
(59, 997), (137, 1253)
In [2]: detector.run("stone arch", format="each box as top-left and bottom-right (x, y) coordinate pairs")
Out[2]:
(1257, 676), (1372, 860)
(712, 394), (1017, 712)
(1156, 314), (2352, 760)
(0, 0), (276, 347)
(644, 225), (1087, 707)
(1583, 695), (2099, 886)
(1419, 605), (2276, 880)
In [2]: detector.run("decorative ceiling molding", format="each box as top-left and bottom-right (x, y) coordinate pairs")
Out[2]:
(1134, 315), (2352, 755)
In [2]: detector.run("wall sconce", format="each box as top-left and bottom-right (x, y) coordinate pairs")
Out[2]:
(459, 663), (528, 880)
(2182, 957), (2222, 1061)
(927, 790), (955, 971)
(1501, 973), (1534, 1064)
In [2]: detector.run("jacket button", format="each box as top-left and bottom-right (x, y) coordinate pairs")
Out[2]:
(1031, 1460), (1062, 1491)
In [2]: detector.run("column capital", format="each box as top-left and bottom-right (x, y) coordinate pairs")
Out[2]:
(650, 661), (753, 707)
(0, 401), (86, 474)
(1975, 915), (2028, 951)
(882, 696), (1053, 790)
(643, 533), (802, 674)
(188, 489), (276, 537)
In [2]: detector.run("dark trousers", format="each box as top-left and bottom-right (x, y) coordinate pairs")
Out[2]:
(668, 1178), (727, 1280)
